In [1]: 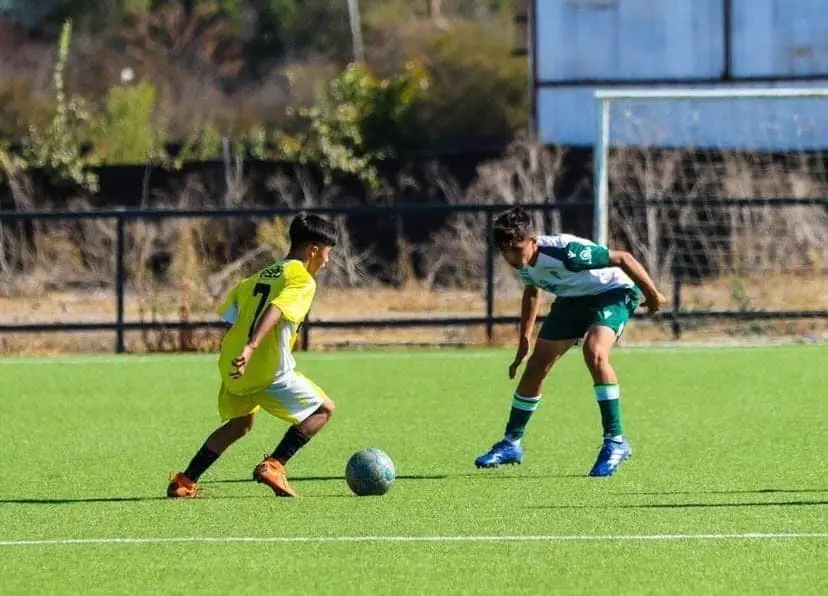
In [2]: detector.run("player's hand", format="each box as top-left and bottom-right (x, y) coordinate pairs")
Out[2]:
(644, 291), (667, 314)
(230, 345), (255, 379)
(509, 336), (530, 379)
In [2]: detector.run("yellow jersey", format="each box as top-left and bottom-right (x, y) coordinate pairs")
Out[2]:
(216, 259), (316, 395)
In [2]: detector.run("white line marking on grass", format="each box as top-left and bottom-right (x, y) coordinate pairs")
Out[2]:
(1, 533), (826, 547)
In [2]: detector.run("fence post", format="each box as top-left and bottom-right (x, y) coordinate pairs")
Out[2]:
(115, 213), (126, 354)
(485, 211), (495, 343)
(671, 270), (682, 341)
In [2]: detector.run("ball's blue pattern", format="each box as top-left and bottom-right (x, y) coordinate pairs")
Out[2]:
(345, 448), (395, 496)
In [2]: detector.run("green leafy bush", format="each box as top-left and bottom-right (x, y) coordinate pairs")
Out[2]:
(281, 61), (430, 187)
(89, 80), (166, 165)
(21, 19), (98, 191)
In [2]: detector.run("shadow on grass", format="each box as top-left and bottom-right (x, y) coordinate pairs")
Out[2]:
(0, 497), (167, 505)
(621, 488), (828, 496)
(202, 472), (584, 485)
(0, 471), (635, 506)
(459, 473), (586, 480)
(0, 495), (270, 505)
(531, 500), (828, 510)
(203, 474), (449, 485)
(5, 496), (825, 508)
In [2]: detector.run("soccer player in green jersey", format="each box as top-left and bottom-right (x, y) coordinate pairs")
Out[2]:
(475, 206), (667, 476)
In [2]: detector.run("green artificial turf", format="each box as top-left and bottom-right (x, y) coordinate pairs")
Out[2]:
(0, 345), (825, 594)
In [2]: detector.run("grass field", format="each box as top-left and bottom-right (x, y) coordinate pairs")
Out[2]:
(0, 345), (826, 595)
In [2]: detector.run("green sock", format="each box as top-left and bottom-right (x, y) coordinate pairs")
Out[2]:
(594, 384), (623, 439)
(504, 393), (542, 442)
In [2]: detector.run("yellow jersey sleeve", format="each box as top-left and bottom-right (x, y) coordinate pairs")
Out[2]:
(217, 282), (241, 323)
(271, 261), (316, 323)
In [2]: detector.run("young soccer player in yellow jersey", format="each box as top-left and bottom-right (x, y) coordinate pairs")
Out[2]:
(167, 213), (337, 498)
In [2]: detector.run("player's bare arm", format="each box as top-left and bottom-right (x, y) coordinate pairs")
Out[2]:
(608, 250), (667, 313)
(510, 285), (541, 379)
(231, 305), (283, 379)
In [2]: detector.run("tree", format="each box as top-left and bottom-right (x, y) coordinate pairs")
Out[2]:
(5, 1), (143, 36)
(121, 1), (243, 102)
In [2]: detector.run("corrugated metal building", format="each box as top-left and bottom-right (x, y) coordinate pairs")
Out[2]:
(534, 0), (828, 148)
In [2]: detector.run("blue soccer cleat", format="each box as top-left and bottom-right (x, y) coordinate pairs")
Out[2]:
(588, 438), (632, 477)
(475, 439), (523, 469)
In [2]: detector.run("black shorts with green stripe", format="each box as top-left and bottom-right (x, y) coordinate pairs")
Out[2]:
(538, 287), (642, 341)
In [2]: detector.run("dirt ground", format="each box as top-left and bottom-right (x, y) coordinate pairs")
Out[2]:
(0, 273), (825, 354)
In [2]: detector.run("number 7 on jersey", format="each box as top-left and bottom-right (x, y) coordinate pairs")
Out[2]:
(248, 282), (272, 339)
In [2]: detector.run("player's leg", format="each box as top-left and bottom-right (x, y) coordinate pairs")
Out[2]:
(475, 298), (585, 469)
(511, 338), (576, 438)
(295, 395), (335, 437)
(253, 372), (335, 497)
(167, 387), (258, 498)
(582, 289), (639, 477)
(268, 396), (335, 468)
(583, 325), (624, 438)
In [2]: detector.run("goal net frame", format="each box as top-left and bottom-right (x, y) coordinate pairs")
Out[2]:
(592, 86), (828, 248)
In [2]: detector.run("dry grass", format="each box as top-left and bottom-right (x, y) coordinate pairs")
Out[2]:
(0, 274), (824, 355)
(677, 273), (828, 313)
(608, 146), (828, 284)
(2, 272), (821, 325)
(1, 136), (826, 354)
(2, 316), (824, 356)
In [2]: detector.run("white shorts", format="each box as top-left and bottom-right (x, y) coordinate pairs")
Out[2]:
(217, 371), (328, 424)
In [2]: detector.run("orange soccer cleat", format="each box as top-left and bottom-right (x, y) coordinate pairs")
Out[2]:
(253, 457), (297, 497)
(167, 472), (199, 499)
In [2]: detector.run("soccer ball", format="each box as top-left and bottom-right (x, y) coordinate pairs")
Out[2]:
(345, 448), (395, 496)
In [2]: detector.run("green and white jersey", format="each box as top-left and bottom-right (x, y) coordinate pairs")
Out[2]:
(514, 234), (635, 297)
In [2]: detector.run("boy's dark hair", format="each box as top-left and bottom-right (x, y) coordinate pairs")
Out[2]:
(289, 212), (337, 248)
(493, 206), (534, 248)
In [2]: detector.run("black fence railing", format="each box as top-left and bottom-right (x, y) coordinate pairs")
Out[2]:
(0, 202), (825, 353)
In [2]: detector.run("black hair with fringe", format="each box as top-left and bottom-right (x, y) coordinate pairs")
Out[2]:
(492, 206), (534, 248)
(289, 212), (337, 248)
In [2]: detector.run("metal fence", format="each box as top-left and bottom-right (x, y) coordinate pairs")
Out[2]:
(0, 202), (825, 353)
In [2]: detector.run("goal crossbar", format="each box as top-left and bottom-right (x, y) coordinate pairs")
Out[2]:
(592, 87), (828, 245)
(595, 88), (828, 101)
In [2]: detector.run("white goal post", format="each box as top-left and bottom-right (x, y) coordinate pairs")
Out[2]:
(592, 87), (828, 289)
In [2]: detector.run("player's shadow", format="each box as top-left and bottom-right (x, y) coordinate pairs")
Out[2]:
(203, 473), (450, 485)
(531, 500), (828, 510)
(0, 496), (168, 505)
(0, 495), (267, 505)
(203, 472), (584, 485)
(620, 488), (827, 496)
(459, 473), (585, 480)
(622, 500), (828, 509)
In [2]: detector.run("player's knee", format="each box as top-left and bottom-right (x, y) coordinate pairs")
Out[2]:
(319, 398), (335, 420)
(227, 415), (255, 438)
(525, 353), (554, 379)
(583, 344), (610, 373)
